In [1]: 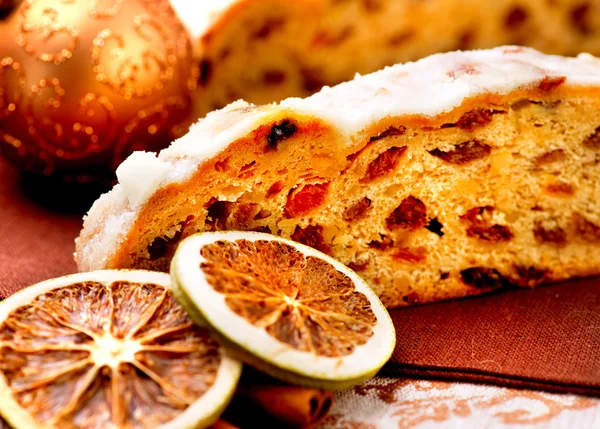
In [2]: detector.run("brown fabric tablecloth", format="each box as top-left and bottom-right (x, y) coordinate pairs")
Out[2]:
(1, 157), (598, 398)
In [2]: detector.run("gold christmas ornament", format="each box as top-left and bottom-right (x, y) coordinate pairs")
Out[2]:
(0, 0), (198, 179)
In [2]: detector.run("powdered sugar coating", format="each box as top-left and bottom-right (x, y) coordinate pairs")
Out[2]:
(76, 47), (600, 271)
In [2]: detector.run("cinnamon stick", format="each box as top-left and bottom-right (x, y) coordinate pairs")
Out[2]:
(241, 384), (334, 428)
(211, 420), (240, 429)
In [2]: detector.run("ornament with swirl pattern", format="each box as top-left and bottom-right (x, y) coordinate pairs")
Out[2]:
(0, 0), (197, 180)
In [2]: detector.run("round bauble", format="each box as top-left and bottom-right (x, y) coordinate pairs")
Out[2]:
(0, 0), (198, 180)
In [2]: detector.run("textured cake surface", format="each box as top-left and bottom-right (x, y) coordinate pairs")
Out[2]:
(170, 0), (600, 115)
(76, 47), (600, 307)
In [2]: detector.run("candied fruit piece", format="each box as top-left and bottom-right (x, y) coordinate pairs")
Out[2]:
(360, 146), (407, 183)
(538, 76), (566, 92)
(284, 183), (329, 218)
(386, 196), (427, 231)
(266, 181), (286, 198)
(534, 149), (566, 165)
(393, 247), (426, 264)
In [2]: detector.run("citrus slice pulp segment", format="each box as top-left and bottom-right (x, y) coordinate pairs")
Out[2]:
(170, 232), (396, 390)
(0, 270), (241, 429)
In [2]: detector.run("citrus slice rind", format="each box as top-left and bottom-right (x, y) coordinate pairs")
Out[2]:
(170, 231), (396, 390)
(0, 270), (241, 429)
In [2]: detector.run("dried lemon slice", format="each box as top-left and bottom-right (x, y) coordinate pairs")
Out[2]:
(170, 232), (395, 390)
(0, 270), (241, 429)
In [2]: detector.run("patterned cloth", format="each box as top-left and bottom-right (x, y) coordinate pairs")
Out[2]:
(320, 378), (600, 429)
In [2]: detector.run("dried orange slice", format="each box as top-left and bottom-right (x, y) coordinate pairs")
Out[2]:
(170, 232), (395, 390)
(0, 270), (241, 429)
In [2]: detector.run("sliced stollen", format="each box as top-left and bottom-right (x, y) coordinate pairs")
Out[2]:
(76, 47), (600, 308)
(170, 0), (600, 115)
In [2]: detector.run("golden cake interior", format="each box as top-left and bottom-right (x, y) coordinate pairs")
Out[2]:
(196, 0), (600, 114)
(115, 87), (600, 308)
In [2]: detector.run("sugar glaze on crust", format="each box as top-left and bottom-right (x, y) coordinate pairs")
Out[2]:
(76, 47), (600, 307)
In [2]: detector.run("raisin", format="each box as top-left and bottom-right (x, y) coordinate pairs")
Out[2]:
(460, 267), (507, 289)
(263, 70), (286, 85)
(363, 0), (382, 12)
(533, 220), (567, 245)
(370, 126), (406, 142)
(461, 206), (494, 224)
(359, 146), (407, 184)
(583, 127), (600, 149)
(393, 247), (426, 264)
(461, 109), (503, 131)
(284, 183), (329, 218)
(571, 3), (591, 34)
(512, 265), (549, 287)
(312, 26), (353, 47)
(402, 292), (420, 304)
(198, 59), (213, 86)
(343, 197), (372, 221)
(457, 30), (474, 50)
(572, 213), (600, 242)
(534, 149), (566, 165)
(386, 196), (427, 231)
(266, 181), (285, 198)
(538, 76), (566, 92)
(544, 182), (575, 196)
(442, 110), (502, 131)
(388, 30), (414, 46)
(347, 260), (369, 272)
(468, 225), (514, 242)
(147, 216), (194, 260)
(252, 17), (284, 39)
(267, 120), (297, 150)
(368, 235), (394, 250)
(291, 225), (331, 255)
(440, 272), (450, 280)
(205, 199), (232, 230)
(425, 218), (444, 237)
(428, 140), (491, 165)
(505, 6), (528, 29)
(461, 206), (513, 242)
(300, 67), (326, 93)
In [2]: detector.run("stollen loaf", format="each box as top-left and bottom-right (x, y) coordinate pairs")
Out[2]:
(76, 47), (600, 308)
